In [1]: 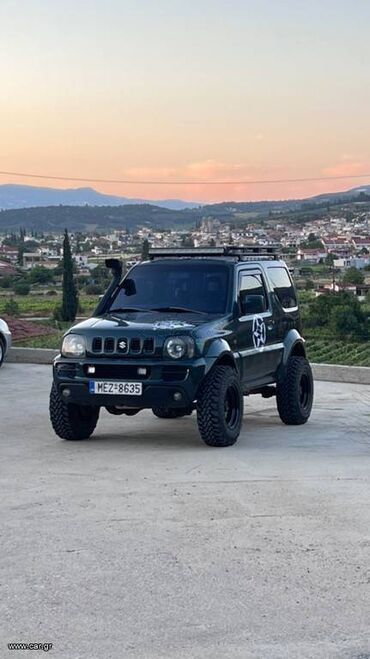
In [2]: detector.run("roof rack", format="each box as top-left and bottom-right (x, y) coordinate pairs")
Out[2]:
(148, 245), (280, 261)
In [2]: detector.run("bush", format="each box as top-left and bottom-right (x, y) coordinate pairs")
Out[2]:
(4, 298), (20, 316)
(13, 281), (31, 296)
(29, 266), (54, 285)
(329, 306), (368, 341)
(52, 304), (63, 321)
(342, 267), (365, 286)
(47, 289), (58, 296)
(304, 291), (368, 340)
(0, 276), (13, 289)
(85, 283), (103, 295)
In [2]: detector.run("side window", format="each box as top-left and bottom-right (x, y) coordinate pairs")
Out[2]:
(268, 267), (297, 309)
(239, 272), (268, 315)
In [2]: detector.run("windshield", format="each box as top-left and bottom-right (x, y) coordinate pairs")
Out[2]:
(109, 262), (230, 315)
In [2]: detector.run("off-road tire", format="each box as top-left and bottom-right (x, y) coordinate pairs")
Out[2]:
(49, 382), (100, 440)
(196, 365), (243, 447)
(276, 356), (313, 425)
(152, 406), (193, 419)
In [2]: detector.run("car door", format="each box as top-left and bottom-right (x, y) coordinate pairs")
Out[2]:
(236, 269), (279, 386)
(266, 265), (300, 344)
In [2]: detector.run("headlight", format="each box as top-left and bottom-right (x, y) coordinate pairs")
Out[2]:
(61, 334), (86, 358)
(164, 336), (195, 360)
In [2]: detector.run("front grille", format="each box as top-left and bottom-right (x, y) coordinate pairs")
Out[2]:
(130, 338), (141, 353)
(84, 364), (150, 379)
(92, 337), (102, 352)
(90, 336), (155, 357)
(104, 337), (115, 353)
(117, 337), (128, 353)
(143, 338), (154, 353)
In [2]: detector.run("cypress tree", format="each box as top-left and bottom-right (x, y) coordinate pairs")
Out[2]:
(61, 229), (78, 321)
(141, 238), (150, 261)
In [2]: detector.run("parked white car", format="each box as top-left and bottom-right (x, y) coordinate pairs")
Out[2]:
(0, 318), (12, 367)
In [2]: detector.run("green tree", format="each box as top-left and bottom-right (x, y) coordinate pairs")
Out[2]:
(85, 283), (104, 295)
(90, 263), (111, 288)
(17, 244), (26, 265)
(181, 234), (194, 248)
(61, 229), (78, 322)
(304, 291), (368, 340)
(330, 305), (368, 341)
(29, 266), (54, 285)
(13, 281), (30, 295)
(141, 239), (150, 261)
(342, 267), (365, 286)
(325, 253), (336, 266)
(301, 239), (323, 249)
(304, 279), (315, 291)
(0, 276), (13, 289)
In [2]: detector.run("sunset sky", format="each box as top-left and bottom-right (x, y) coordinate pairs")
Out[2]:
(1, 0), (370, 203)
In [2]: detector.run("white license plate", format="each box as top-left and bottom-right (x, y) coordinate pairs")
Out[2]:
(89, 381), (142, 396)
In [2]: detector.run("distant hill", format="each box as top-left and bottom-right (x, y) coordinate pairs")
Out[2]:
(0, 184), (201, 211)
(0, 184), (369, 232)
(0, 203), (201, 232)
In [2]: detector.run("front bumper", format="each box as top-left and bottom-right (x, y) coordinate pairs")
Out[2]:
(53, 356), (208, 408)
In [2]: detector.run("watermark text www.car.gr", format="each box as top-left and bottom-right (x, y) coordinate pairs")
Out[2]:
(8, 642), (52, 652)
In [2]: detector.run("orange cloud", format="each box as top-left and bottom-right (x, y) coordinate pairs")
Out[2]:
(322, 156), (370, 178)
(122, 160), (261, 183)
(112, 160), (278, 202)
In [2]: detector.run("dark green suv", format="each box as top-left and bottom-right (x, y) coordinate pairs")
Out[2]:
(50, 246), (313, 447)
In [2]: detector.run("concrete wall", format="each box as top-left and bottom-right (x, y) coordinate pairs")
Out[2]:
(311, 363), (370, 385)
(8, 347), (59, 365)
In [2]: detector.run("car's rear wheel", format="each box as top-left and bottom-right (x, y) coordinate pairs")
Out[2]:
(276, 356), (314, 425)
(197, 365), (243, 447)
(49, 383), (100, 440)
(152, 406), (193, 419)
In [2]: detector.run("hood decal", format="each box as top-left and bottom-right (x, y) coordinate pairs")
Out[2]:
(153, 320), (195, 330)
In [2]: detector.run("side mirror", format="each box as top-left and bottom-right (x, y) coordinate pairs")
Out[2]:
(240, 293), (266, 316)
(121, 278), (136, 296)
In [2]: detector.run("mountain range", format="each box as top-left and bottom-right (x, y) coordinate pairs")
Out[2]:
(0, 184), (201, 211)
(0, 183), (370, 214)
(0, 183), (369, 232)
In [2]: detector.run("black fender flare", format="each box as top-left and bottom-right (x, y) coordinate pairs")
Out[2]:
(202, 338), (240, 376)
(277, 329), (307, 382)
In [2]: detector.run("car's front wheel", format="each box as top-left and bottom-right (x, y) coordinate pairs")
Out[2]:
(197, 365), (243, 447)
(49, 383), (100, 440)
(276, 356), (314, 425)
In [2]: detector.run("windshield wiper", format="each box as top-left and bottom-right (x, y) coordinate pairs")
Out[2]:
(150, 306), (207, 315)
(106, 307), (150, 313)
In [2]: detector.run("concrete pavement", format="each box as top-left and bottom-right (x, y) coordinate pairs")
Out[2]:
(0, 363), (370, 659)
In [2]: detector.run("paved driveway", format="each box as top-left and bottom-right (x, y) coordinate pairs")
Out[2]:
(0, 364), (369, 659)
